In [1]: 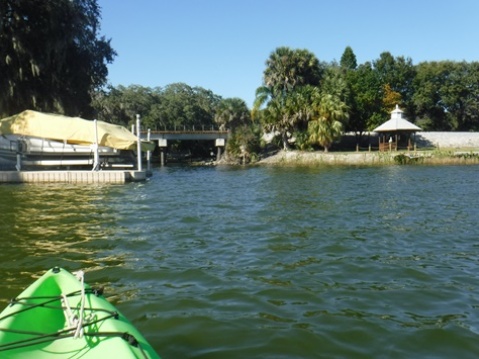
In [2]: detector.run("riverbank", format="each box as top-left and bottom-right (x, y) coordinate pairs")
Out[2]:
(257, 149), (479, 166)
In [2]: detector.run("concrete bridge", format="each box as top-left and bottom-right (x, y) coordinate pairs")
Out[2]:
(144, 130), (229, 141)
(141, 130), (230, 165)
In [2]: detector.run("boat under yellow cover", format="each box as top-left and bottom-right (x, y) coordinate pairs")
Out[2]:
(0, 110), (155, 152)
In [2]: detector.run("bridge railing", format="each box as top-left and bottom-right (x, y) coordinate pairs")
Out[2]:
(141, 125), (228, 133)
(148, 129), (229, 134)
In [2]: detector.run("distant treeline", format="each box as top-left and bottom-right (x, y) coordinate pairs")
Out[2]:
(2, 0), (479, 156)
(91, 49), (479, 135)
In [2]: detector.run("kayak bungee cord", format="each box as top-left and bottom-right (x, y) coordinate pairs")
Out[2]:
(0, 328), (148, 358)
(0, 288), (110, 322)
(0, 287), (149, 359)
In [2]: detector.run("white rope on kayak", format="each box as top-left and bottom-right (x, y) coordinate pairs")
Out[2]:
(61, 270), (86, 339)
(74, 270), (85, 339)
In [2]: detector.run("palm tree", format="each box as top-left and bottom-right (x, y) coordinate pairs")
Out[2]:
(214, 98), (251, 130)
(308, 93), (349, 152)
(254, 47), (323, 150)
(264, 47), (322, 97)
(254, 86), (315, 150)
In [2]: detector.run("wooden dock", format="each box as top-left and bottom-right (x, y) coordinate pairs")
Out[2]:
(0, 170), (147, 184)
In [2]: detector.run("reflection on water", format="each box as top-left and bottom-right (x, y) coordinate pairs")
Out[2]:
(0, 184), (132, 296)
(1, 165), (479, 358)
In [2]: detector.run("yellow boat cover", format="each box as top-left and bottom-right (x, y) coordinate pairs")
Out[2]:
(0, 110), (155, 151)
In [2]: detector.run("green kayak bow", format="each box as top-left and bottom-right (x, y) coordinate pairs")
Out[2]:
(0, 267), (160, 358)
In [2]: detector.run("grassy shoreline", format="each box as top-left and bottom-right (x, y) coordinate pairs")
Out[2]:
(256, 149), (479, 166)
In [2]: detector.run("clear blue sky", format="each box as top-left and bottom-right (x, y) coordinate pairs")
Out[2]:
(98, 0), (479, 107)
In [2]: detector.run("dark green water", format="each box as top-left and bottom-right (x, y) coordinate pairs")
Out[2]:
(1, 165), (479, 358)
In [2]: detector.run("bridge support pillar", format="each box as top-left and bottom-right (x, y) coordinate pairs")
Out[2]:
(215, 138), (225, 162)
(158, 139), (167, 166)
(160, 150), (165, 166)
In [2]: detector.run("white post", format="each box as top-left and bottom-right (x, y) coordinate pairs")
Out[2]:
(147, 128), (151, 172)
(136, 114), (142, 171)
(92, 119), (100, 171)
(15, 154), (21, 171)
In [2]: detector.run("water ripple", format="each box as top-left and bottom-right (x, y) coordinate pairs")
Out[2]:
(1, 165), (479, 358)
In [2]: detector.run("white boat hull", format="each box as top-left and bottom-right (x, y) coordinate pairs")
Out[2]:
(0, 135), (136, 170)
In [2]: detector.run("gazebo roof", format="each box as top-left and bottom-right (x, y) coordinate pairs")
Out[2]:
(373, 105), (422, 132)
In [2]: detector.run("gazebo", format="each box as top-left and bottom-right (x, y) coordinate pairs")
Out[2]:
(373, 105), (422, 151)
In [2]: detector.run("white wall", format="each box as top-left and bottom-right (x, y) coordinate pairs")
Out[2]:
(416, 132), (479, 149)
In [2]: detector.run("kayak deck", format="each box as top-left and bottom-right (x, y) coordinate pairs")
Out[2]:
(0, 267), (160, 358)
